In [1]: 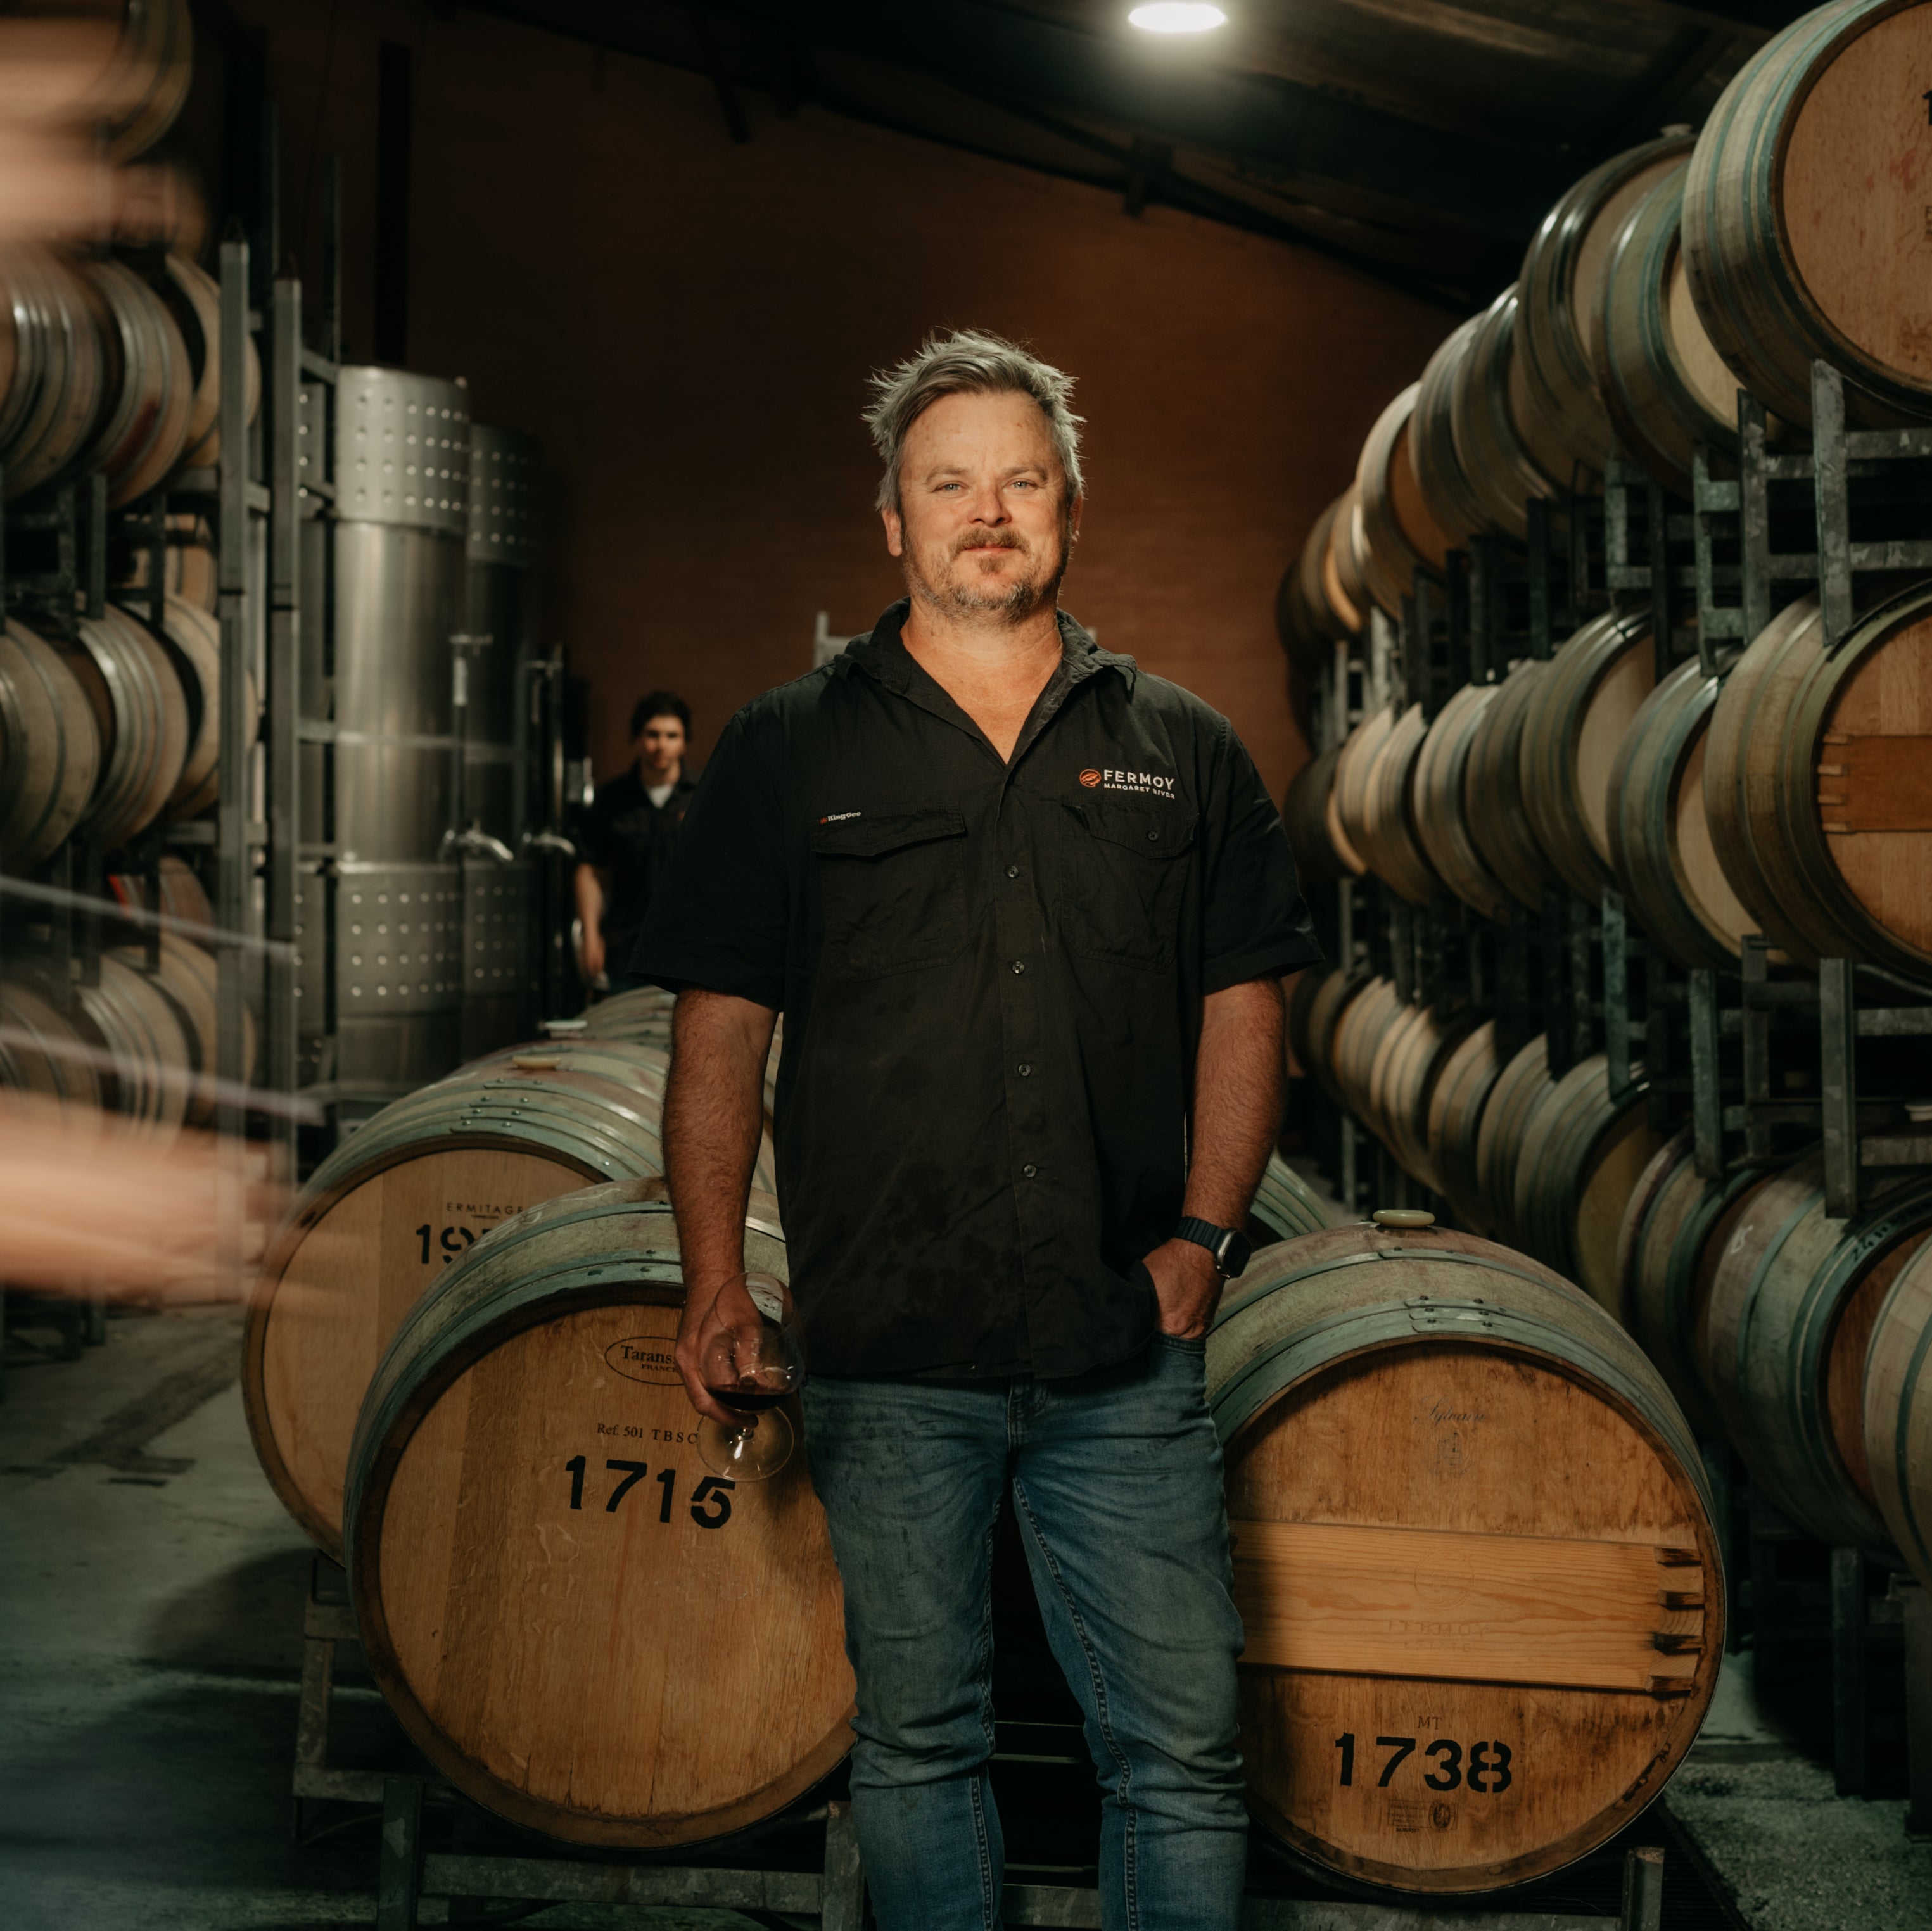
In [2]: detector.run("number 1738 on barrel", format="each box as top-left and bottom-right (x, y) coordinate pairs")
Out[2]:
(1333, 1733), (1513, 1792)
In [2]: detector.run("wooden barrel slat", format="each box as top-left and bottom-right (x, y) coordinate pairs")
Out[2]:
(1411, 680), (1512, 923)
(1247, 1151), (1336, 1246)
(1355, 383), (1450, 614)
(1606, 657), (1757, 971)
(1463, 658), (1563, 915)
(1518, 134), (1696, 473)
(1702, 1149), (1932, 1555)
(1473, 1035), (1556, 1246)
(0, 976), (105, 1110)
(1511, 1053), (1664, 1314)
(1598, 164), (1757, 499)
(1864, 1239), (1932, 1584)
(345, 1182), (854, 1846)
(1304, 967), (1372, 1111)
(1684, 0), (1932, 427)
(1704, 581), (1932, 978)
(1411, 316), (1491, 546)
(0, 616), (101, 873)
(1425, 1019), (1505, 1234)
(1357, 702), (1440, 908)
(1519, 611), (1656, 904)
(1448, 286), (1573, 540)
(1210, 1222), (1721, 1894)
(1281, 746), (1354, 890)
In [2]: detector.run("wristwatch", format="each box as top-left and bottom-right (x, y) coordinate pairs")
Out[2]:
(1174, 1216), (1252, 1279)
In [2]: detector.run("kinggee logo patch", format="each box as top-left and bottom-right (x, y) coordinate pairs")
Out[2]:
(1081, 768), (1178, 797)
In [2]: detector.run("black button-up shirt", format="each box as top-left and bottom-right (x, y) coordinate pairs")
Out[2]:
(635, 601), (1319, 1379)
(577, 764), (701, 968)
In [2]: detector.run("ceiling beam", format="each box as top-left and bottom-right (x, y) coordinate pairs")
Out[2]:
(480, 0), (1579, 243)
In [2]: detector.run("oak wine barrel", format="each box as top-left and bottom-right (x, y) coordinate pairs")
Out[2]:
(1704, 581), (1932, 980)
(0, 977), (106, 1110)
(1411, 680), (1511, 923)
(81, 255), (194, 507)
(156, 252), (260, 474)
(1354, 382), (1450, 611)
(1288, 497), (1364, 655)
(1615, 1132), (1775, 1440)
(1518, 610), (1656, 904)
(1447, 286), (1573, 540)
(1605, 657), (1758, 971)
(1862, 1239), (1932, 1585)
(84, 0), (195, 163)
(346, 1181), (853, 1846)
(110, 934), (251, 1126)
(1517, 133), (1696, 474)
(1356, 702), (1440, 907)
(0, 617), (102, 872)
(1331, 707), (1395, 890)
(0, 247), (109, 499)
(1598, 165), (1759, 499)
(1211, 1219), (1721, 1893)
(246, 1037), (697, 1559)
(63, 604), (190, 851)
(1281, 747), (1355, 890)
(1473, 1035), (1557, 1244)
(1302, 966), (1372, 1111)
(1462, 657), (1562, 916)
(1330, 977), (1402, 1146)
(1701, 1150), (1932, 1557)
(1411, 315), (1490, 545)
(1683, 0), (1932, 427)
(1509, 1053), (1663, 1314)
(1425, 1020), (1506, 1236)
(1248, 1152), (1335, 1246)
(71, 949), (196, 1136)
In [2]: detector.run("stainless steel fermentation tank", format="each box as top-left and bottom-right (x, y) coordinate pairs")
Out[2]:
(457, 422), (540, 1056)
(297, 367), (471, 1102)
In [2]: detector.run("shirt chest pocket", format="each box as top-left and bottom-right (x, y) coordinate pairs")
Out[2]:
(811, 808), (969, 979)
(1059, 802), (1198, 971)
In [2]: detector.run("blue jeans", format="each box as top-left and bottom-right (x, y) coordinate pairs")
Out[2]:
(803, 1336), (1247, 1930)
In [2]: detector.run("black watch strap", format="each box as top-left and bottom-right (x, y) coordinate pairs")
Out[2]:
(1174, 1215), (1252, 1279)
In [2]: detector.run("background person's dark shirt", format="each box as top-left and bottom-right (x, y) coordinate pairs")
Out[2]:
(579, 764), (698, 970)
(635, 601), (1319, 1379)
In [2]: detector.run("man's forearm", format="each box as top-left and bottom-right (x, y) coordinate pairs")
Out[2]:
(664, 989), (779, 1292)
(1185, 976), (1287, 1227)
(573, 864), (605, 935)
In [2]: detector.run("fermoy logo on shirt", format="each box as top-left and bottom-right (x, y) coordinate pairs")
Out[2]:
(1079, 767), (1178, 798)
(818, 811), (863, 825)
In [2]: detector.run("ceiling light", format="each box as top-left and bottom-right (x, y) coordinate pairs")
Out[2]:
(1129, 4), (1228, 32)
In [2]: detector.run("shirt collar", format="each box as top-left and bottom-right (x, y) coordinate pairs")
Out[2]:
(839, 598), (1137, 695)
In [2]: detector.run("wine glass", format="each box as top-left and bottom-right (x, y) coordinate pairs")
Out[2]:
(696, 1270), (805, 1481)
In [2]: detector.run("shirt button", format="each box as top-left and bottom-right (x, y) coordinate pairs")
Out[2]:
(1006, 864), (1020, 879)
(1022, 1163), (1038, 1178)
(1147, 830), (1160, 842)
(1012, 959), (1026, 975)
(1018, 1063), (1032, 1077)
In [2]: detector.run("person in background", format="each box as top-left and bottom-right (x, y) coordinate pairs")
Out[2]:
(573, 692), (697, 994)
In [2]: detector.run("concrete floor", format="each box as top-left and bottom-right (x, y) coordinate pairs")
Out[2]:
(3, 1301), (1930, 1929)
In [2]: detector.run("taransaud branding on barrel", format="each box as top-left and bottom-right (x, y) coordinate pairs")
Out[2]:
(1421, 1398), (1487, 1427)
(604, 1335), (683, 1384)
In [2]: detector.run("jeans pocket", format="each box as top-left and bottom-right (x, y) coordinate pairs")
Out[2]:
(1154, 1331), (1207, 1355)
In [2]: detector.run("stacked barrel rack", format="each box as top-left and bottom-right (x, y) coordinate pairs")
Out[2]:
(0, 27), (580, 1377)
(1280, 0), (1932, 1821)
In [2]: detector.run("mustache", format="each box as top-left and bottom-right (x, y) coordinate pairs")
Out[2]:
(953, 529), (1026, 557)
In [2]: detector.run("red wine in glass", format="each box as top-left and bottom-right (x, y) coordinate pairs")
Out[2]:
(697, 1272), (804, 1481)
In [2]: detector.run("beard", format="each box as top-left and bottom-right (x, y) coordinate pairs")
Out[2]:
(905, 524), (1069, 623)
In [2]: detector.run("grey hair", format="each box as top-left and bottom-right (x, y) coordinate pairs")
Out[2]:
(863, 329), (1086, 514)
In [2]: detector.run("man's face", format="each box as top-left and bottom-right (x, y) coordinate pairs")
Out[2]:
(882, 389), (1080, 624)
(633, 715), (685, 780)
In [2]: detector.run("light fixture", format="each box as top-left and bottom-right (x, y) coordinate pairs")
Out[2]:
(1128, 3), (1228, 32)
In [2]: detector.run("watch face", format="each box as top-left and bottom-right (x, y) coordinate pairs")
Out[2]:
(1217, 1230), (1252, 1277)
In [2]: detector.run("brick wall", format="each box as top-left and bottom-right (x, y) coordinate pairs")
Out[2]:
(233, 3), (1456, 799)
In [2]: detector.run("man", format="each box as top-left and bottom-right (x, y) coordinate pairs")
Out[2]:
(637, 330), (1317, 1928)
(574, 692), (697, 993)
